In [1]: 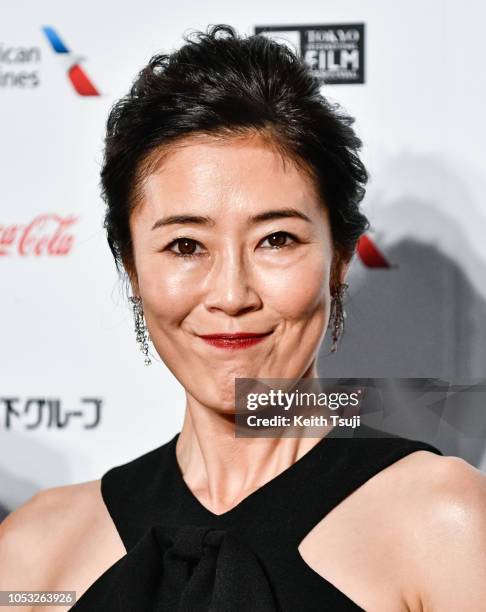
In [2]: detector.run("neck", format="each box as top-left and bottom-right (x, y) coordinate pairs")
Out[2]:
(175, 361), (331, 516)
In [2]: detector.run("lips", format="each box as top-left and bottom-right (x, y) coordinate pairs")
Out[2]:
(198, 332), (272, 339)
(197, 331), (273, 349)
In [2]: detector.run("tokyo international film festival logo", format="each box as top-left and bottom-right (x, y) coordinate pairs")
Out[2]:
(42, 25), (99, 96)
(255, 23), (365, 85)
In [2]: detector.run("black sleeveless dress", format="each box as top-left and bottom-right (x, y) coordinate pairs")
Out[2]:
(70, 424), (443, 611)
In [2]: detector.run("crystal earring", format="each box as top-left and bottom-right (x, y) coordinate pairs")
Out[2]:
(129, 296), (152, 366)
(329, 282), (348, 353)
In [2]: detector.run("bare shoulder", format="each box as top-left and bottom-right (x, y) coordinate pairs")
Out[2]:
(298, 449), (486, 612)
(0, 480), (126, 609)
(358, 450), (486, 610)
(384, 449), (486, 530)
(396, 451), (486, 611)
(376, 449), (486, 536)
(355, 450), (486, 609)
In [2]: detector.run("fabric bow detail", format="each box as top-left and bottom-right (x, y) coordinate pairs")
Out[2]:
(70, 523), (279, 611)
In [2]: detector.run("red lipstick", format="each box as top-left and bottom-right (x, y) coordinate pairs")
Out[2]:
(197, 331), (273, 349)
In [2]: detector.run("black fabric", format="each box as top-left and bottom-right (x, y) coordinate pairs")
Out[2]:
(70, 424), (443, 611)
(70, 524), (277, 611)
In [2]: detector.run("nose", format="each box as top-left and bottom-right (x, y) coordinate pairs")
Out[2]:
(203, 246), (262, 316)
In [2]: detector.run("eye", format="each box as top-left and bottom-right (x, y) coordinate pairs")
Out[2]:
(259, 231), (298, 250)
(165, 237), (204, 259)
(164, 231), (299, 259)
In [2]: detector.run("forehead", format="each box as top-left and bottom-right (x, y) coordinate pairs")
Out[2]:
(132, 134), (324, 225)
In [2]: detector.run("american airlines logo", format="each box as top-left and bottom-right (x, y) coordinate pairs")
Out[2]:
(42, 26), (100, 96)
(357, 235), (390, 268)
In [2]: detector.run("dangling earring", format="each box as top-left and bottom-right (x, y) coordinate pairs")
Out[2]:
(129, 296), (152, 366)
(329, 282), (348, 353)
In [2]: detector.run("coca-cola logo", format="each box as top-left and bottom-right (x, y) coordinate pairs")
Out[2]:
(0, 213), (77, 256)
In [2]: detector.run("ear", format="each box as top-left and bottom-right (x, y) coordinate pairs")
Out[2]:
(129, 272), (140, 297)
(338, 259), (351, 284)
(330, 250), (351, 292)
(124, 259), (140, 297)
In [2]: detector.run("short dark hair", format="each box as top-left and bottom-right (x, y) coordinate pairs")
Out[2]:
(100, 23), (369, 283)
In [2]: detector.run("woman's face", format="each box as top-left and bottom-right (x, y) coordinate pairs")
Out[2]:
(129, 134), (340, 412)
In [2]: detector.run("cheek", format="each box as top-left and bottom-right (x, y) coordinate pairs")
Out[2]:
(137, 260), (193, 326)
(260, 253), (330, 318)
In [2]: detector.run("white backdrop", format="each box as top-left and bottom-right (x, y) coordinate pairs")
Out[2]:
(1, 0), (485, 516)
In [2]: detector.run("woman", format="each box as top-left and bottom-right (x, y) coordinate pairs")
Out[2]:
(1, 24), (485, 612)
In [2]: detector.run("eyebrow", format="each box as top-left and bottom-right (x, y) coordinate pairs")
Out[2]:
(151, 207), (312, 230)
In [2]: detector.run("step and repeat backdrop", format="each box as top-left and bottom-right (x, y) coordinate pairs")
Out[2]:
(1, 0), (486, 518)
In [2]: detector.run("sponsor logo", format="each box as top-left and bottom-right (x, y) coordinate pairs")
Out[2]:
(357, 235), (391, 268)
(42, 26), (99, 95)
(0, 42), (41, 88)
(255, 23), (365, 85)
(1, 26), (100, 94)
(0, 397), (103, 429)
(0, 213), (77, 256)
